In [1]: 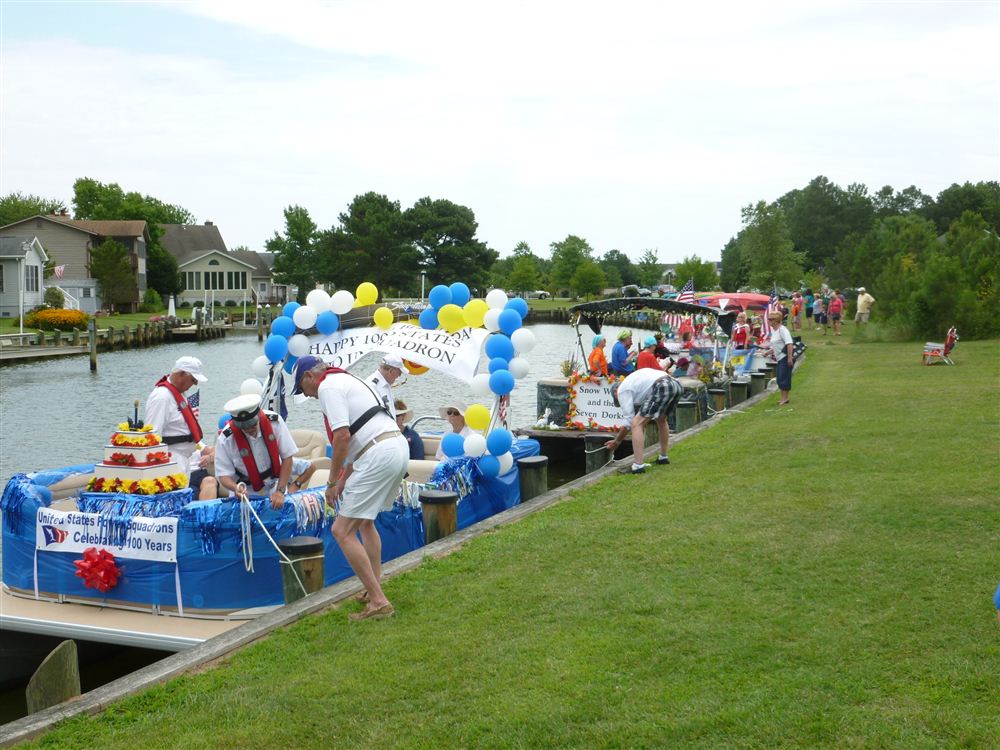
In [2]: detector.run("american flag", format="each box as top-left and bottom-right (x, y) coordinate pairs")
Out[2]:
(676, 278), (695, 304)
(761, 284), (781, 338)
(189, 390), (201, 420)
(53, 264), (66, 279)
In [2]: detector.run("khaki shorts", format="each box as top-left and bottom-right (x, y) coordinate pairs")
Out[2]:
(339, 435), (408, 519)
(855, 311), (870, 322)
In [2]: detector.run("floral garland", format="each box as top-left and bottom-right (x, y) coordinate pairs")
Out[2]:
(106, 450), (171, 466)
(86, 472), (188, 495)
(111, 431), (162, 447)
(117, 423), (155, 433)
(564, 371), (621, 432)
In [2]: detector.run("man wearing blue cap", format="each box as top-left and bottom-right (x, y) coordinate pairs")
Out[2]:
(292, 355), (408, 621)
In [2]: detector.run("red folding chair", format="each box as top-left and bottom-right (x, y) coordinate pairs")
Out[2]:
(922, 327), (958, 365)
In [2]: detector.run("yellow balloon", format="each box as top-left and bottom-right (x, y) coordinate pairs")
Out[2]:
(439, 303), (464, 333)
(463, 298), (488, 328)
(464, 403), (490, 431)
(356, 282), (379, 306)
(373, 306), (393, 329)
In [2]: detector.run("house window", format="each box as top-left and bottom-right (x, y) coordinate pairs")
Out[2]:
(208, 259), (220, 266)
(25, 264), (40, 292)
(82, 288), (92, 298)
(184, 271), (201, 290)
(203, 271), (224, 290)
(226, 271), (247, 290)
(259, 282), (266, 293)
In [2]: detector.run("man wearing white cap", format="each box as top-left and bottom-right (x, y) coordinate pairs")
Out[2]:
(215, 394), (299, 509)
(367, 354), (405, 418)
(855, 287), (875, 327)
(145, 356), (217, 499)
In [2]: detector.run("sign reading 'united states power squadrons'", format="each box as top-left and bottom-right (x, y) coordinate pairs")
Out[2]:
(309, 323), (490, 383)
(36, 507), (178, 562)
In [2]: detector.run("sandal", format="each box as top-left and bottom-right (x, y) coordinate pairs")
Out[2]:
(349, 603), (395, 622)
(353, 590), (370, 603)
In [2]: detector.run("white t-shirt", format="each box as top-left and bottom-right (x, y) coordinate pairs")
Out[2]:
(215, 412), (298, 495)
(366, 369), (396, 418)
(144, 381), (203, 474)
(769, 325), (794, 361)
(616, 368), (668, 416)
(435, 425), (473, 460)
(318, 372), (397, 462)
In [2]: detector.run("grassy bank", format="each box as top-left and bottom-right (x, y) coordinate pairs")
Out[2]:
(27, 333), (1000, 748)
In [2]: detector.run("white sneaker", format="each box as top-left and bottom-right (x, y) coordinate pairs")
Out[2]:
(630, 463), (651, 474)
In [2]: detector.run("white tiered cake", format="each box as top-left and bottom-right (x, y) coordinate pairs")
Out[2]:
(87, 424), (188, 494)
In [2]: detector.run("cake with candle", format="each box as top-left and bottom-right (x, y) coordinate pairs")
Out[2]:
(86, 406), (188, 495)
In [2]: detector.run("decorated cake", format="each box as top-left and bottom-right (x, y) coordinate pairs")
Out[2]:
(87, 421), (187, 495)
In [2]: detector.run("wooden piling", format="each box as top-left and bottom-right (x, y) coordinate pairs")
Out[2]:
(123, 325), (131, 347)
(25, 640), (80, 714)
(584, 434), (612, 473)
(419, 489), (458, 543)
(517, 455), (549, 501)
(89, 318), (97, 371)
(276, 537), (325, 604)
(675, 400), (698, 432)
(750, 371), (767, 396)
(257, 306), (264, 342)
(729, 379), (749, 404)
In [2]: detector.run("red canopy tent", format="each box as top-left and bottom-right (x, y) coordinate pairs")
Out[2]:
(696, 292), (771, 312)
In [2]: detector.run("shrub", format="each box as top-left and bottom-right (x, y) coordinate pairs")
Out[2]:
(43, 287), (65, 309)
(24, 308), (90, 332)
(139, 288), (163, 313)
(180, 301), (191, 308)
(192, 300), (205, 308)
(224, 299), (237, 307)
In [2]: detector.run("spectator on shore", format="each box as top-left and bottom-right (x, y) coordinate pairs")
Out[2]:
(653, 331), (671, 360)
(588, 334), (608, 377)
(813, 296), (827, 334)
(828, 289), (845, 336)
(804, 288), (814, 324)
(394, 399), (425, 460)
(760, 310), (794, 405)
(855, 287), (876, 328)
(610, 330), (637, 376)
(791, 293), (804, 331)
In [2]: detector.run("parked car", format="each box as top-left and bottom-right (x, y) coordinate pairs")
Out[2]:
(637, 287), (653, 297)
(525, 290), (550, 299)
(657, 284), (676, 295)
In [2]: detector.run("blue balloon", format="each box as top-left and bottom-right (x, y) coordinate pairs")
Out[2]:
(449, 282), (471, 307)
(484, 333), (515, 361)
(441, 432), (466, 458)
(498, 308), (523, 336)
(282, 301), (301, 318)
(488, 357), (509, 373)
(489, 369), (515, 396)
(264, 334), (289, 363)
(218, 413), (231, 430)
(419, 307), (439, 330)
(477, 455), (500, 478)
(505, 297), (529, 318)
(486, 428), (513, 456)
(428, 285), (452, 310)
(270, 315), (296, 338)
(283, 355), (298, 374)
(316, 310), (340, 335)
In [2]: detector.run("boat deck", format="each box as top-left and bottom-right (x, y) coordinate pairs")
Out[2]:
(0, 587), (259, 651)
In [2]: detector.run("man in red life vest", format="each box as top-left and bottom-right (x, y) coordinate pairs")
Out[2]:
(215, 394), (299, 509)
(144, 356), (217, 499)
(293, 355), (408, 621)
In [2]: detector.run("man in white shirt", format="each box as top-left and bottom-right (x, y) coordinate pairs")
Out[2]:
(855, 287), (876, 326)
(367, 354), (405, 418)
(293, 355), (408, 621)
(215, 394), (299, 509)
(144, 356), (217, 499)
(604, 368), (683, 474)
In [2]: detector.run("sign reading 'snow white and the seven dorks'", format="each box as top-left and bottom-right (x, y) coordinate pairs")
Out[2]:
(36, 507), (178, 562)
(570, 378), (627, 429)
(309, 323), (489, 383)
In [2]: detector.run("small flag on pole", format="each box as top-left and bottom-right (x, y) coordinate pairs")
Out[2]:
(761, 283), (780, 338)
(676, 278), (695, 304)
(188, 390), (200, 420)
(53, 265), (66, 279)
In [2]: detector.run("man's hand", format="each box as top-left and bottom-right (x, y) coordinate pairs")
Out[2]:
(269, 489), (285, 510)
(198, 446), (215, 468)
(604, 438), (618, 451)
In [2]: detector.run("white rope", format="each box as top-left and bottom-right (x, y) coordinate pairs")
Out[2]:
(236, 483), (308, 597)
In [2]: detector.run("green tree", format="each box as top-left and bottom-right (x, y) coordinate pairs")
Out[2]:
(569, 260), (606, 299)
(87, 238), (137, 311)
(0, 192), (66, 227)
(600, 249), (638, 287)
(739, 201), (803, 290)
(719, 235), (748, 291)
(779, 176), (874, 270)
(44, 286), (65, 308)
(268, 205), (319, 303)
(549, 235), (594, 290)
(635, 249), (663, 288)
(872, 184), (932, 217)
(673, 255), (719, 292)
(922, 181), (1000, 234)
(403, 197), (497, 293)
(507, 256), (542, 293)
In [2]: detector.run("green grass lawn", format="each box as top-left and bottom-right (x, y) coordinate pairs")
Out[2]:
(27, 333), (1000, 748)
(0, 307), (266, 333)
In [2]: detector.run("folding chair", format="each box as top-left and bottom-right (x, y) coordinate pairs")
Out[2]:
(922, 327), (958, 365)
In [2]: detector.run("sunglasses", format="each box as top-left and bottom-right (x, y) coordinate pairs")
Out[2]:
(446, 410), (461, 416)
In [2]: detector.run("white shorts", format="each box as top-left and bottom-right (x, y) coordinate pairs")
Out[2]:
(340, 435), (408, 520)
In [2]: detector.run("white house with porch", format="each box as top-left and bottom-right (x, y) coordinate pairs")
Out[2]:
(0, 236), (49, 321)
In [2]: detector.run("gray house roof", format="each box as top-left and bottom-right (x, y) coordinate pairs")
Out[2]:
(0, 236), (35, 257)
(230, 248), (272, 276)
(160, 222), (229, 264)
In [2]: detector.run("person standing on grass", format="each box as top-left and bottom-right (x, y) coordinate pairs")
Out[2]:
(293, 355), (408, 622)
(813, 295), (827, 334)
(604, 368), (683, 474)
(855, 287), (876, 327)
(804, 288), (814, 325)
(759, 310), (794, 405)
(828, 289), (845, 336)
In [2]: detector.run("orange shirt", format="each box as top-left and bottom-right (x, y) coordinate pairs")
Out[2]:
(637, 351), (661, 370)
(588, 347), (608, 376)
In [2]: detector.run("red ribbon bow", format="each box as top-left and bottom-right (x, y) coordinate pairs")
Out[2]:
(73, 547), (121, 592)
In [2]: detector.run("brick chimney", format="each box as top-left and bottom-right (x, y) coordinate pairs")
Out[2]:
(205, 220), (214, 226)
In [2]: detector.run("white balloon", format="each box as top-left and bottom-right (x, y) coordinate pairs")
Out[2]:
(511, 328), (536, 354)
(471, 373), (493, 397)
(288, 333), (311, 358)
(463, 433), (487, 457)
(293, 305), (318, 330)
(485, 289), (508, 309)
(306, 289), (331, 312)
(330, 290), (355, 315)
(483, 308), (502, 332)
(508, 356), (530, 379)
(251, 355), (271, 379)
(240, 378), (264, 396)
(497, 451), (514, 474)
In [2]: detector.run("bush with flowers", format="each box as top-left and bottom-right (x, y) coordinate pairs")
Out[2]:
(565, 370), (622, 431)
(24, 307), (90, 332)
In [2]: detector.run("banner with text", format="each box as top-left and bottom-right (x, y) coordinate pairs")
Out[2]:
(309, 323), (489, 383)
(36, 508), (178, 562)
(569, 378), (628, 430)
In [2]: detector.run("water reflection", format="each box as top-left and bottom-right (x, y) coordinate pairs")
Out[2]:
(0, 323), (637, 479)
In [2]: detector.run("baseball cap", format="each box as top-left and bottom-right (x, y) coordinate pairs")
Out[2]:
(381, 354), (404, 369)
(174, 356), (207, 383)
(292, 355), (324, 394)
(858, 287), (866, 292)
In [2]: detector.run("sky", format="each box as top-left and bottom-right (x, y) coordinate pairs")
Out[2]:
(1, 0), (997, 265)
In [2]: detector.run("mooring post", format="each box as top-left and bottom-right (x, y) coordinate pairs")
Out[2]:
(419, 489), (458, 543)
(89, 318), (97, 371)
(675, 400), (698, 432)
(709, 388), (727, 412)
(729, 379), (749, 405)
(276, 536), (325, 604)
(25, 640), (80, 714)
(750, 371), (767, 396)
(257, 305), (264, 342)
(517, 455), (549, 502)
(584, 434), (612, 473)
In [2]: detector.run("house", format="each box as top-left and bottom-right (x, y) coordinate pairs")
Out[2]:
(160, 222), (280, 306)
(0, 236), (48, 319)
(0, 214), (150, 313)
